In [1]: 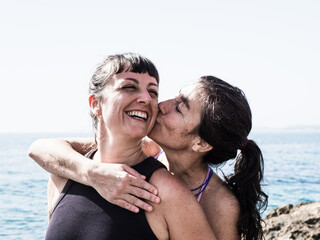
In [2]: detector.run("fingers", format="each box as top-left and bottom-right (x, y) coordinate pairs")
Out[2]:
(108, 182), (160, 210)
(127, 185), (160, 204)
(118, 172), (160, 204)
(113, 196), (154, 213)
(122, 174), (160, 203)
(123, 165), (158, 195)
(123, 164), (146, 180)
(121, 194), (156, 212)
(91, 163), (161, 213)
(114, 199), (140, 213)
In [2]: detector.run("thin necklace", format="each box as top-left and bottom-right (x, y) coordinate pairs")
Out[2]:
(155, 152), (213, 202)
(190, 167), (213, 202)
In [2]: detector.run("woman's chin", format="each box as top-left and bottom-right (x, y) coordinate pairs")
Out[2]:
(127, 129), (149, 140)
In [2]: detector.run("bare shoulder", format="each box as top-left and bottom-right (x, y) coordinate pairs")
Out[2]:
(149, 167), (191, 202)
(147, 168), (216, 240)
(202, 173), (240, 239)
(145, 168), (189, 240)
(208, 178), (239, 214)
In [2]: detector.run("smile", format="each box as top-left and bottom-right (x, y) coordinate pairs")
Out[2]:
(126, 111), (148, 121)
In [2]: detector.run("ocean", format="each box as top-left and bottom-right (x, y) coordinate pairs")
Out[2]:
(1, 131), (320, 239)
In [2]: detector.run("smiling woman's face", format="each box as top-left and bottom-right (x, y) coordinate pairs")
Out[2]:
(148, 82), (204, 151)
(94, 71), (159, 140)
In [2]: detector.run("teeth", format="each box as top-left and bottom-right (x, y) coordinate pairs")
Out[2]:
(127, 111), (148, 120)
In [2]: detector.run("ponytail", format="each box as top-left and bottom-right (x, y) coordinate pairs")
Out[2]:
(225, 139), (268, 240)
(197, 76), (268, 239)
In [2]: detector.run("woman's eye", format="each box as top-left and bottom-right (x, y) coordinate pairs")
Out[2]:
(175, 101), (181, 113)
(149, 90), (158, 98)
(122, 85), (136, 90)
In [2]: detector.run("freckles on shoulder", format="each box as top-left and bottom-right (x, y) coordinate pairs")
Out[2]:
(204, 185), (241, 225)
(149, 168), (192, 202)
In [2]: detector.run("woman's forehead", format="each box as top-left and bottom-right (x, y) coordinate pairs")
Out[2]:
(179, 82), (204, 109)
(180, 82), (202, 97)
(112, 71), (158, 86)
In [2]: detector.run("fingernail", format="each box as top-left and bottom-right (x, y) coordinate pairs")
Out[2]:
(155, 197), (160, 203)
(147, 206), (153, 212)
(134, 208), (139, 213)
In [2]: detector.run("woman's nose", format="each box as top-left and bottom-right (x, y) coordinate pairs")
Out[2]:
(158, 99), (173, 115)
(137, 90), (152, 104)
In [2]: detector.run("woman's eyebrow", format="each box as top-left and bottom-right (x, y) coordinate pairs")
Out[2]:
(181, 95), (190, 110)
(148, 82), (158, 88)
(124, 78), (139, 83)
(125, 78), (158, 88)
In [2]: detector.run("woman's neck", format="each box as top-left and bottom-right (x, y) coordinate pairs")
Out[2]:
(164, 149), (208, 190)
(94, 135), (148, 166)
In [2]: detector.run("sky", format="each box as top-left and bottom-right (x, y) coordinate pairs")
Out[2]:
(0, 0), (319, 133)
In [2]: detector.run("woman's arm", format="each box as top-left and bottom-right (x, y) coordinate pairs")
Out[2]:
(28, 138), (95, 181)
(28, 138), (160, 213)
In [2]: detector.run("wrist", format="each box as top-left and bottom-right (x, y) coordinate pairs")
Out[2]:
(83, 160), (96, 187)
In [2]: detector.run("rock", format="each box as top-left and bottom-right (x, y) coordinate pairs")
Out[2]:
(263, 201), (320, 239)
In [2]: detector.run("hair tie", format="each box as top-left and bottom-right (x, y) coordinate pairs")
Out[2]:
(240, 138), (248, 151)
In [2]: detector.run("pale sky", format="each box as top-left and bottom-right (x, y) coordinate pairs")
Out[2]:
(1, 0), (319, 133)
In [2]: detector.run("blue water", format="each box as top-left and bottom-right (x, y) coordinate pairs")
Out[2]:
(1, 131), (320, 239)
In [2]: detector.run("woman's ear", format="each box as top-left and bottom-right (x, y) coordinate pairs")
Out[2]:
(88, 95), (101, 116)
(192, 137), (213, 153)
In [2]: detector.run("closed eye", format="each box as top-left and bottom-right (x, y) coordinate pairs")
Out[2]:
(175, 101), (181, 113)
(122, 85), (136, 90)
(149, 90), (158, 98)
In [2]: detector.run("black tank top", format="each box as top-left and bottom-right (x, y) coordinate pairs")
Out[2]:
(45, 150), (166, 240)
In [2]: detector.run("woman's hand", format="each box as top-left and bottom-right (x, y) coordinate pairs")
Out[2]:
(87, 162), (160, 213)
(142, 137), (162, 157)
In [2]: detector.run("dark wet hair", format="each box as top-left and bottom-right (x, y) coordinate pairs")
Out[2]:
(89, 52), (159, 132)
(197, 76), (268, 240)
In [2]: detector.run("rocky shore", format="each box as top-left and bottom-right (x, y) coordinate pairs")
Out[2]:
(263, 201), (320, 239)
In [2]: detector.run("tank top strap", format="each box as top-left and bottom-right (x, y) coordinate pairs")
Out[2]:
(51, 179), (74, 214)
